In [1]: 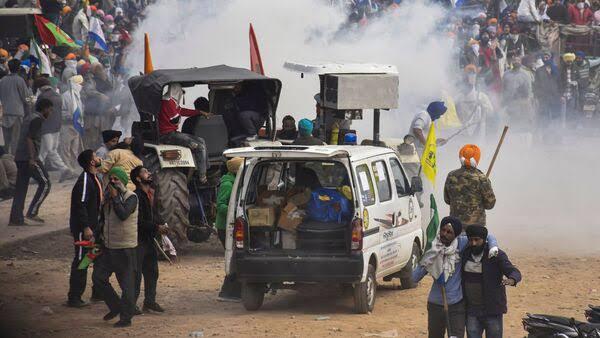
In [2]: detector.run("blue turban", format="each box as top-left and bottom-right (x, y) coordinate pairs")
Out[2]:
(575, 51), (585, 58)
(427, 101), (447, 120)
(298, 118), (313, 136)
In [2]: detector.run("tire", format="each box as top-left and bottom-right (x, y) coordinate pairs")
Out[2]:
(241, 283), (265, 311)
(353, 264), (376, 314)
(155, 168), (190, 248)
(400, 241), (421, 289)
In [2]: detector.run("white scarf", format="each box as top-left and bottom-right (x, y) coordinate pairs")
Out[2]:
(420, 234), (460, 283)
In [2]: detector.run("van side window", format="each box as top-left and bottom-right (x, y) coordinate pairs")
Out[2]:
(389, 158), (409, 197)
(371, 160), (391, 202)
(356, 164), (375, 206)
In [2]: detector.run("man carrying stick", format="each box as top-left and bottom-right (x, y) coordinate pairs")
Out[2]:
(413, 217), (498, 338)
(444, 144), (496, 231)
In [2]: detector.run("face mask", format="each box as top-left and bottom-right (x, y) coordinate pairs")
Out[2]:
(577, 2), (585, 9)
(467, 73), (477, 85)
(472, 244), (485, 255)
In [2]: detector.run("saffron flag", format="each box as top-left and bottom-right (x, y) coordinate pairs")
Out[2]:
(421, 123), (437, 185)
(424, 194), (439, 252)
(144, 33), (154, 74)
(249, 23), (264, 75)
(89, 17), (109, 52)
(29, 39), (52, 75)
(34, 15), (78, 48)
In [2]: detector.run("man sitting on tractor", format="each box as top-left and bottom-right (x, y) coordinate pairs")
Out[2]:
(159, 83), (210, 183)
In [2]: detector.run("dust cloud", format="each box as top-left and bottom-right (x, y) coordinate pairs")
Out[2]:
(128, 0), (600, 254)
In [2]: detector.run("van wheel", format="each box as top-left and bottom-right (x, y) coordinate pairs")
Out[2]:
(353, 264), (376, 314)
(241, 283), (265, 311)
(400, 242), (421, 289)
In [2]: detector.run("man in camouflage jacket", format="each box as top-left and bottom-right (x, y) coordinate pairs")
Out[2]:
(444, 145), (496, 229)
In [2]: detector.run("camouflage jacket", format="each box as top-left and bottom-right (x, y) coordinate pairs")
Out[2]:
(443, 167), (496, 227)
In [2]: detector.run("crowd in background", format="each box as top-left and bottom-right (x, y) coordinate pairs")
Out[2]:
(0, 0), (150, 203)
(342, 0), (599, 147)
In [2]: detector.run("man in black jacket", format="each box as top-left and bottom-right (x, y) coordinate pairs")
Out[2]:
(130, 165), (166, 313)
(67, 149), (103, 308)
(462, 226), (522, 338)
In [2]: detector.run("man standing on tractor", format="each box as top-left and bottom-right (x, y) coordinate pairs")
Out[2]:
(159, 83), (210, 183)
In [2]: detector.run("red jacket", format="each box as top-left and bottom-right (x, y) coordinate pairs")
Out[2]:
(568, 5), (593, 25)
(159, 98), (200, 135)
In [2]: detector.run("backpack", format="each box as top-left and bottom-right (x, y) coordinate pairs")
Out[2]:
(306, 188), (352, 223)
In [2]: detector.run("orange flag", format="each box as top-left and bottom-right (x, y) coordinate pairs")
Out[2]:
(144, 33), (154, 74)
(249, 23), (264, 75)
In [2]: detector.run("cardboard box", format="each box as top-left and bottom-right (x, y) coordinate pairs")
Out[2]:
(281, 230), (297, 250)
(287, 189), (312, 206)
(278, 202), (305, 233)
(247, 207), (277, 227)
(257, 190), (286, 208)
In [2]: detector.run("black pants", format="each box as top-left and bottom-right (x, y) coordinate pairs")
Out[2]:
(159, 131), (207, 177)
(427, 300), (466, 338)
(92, 248), (137, 322)
(217, 229), (242, 298)
(10, 161), (51, 223)
(238, 110), (265, 137)
(67, 233), (102, 302)
(134, 240), (158, 305)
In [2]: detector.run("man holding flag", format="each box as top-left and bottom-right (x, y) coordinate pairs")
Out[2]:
(409, 101), (448, 155)
(413, 217), (499, 338)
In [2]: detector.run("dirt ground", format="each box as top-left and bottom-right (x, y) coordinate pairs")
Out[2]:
(0, 227), (598, 338)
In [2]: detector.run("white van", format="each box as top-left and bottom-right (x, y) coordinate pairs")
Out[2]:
(224, 145), (424, 313)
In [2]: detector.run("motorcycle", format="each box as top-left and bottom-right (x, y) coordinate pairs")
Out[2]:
(582, 90), (598, 119)
(586, 305), (600, 324)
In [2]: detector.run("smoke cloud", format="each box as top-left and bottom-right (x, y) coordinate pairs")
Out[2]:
(128, 0), (600, 254)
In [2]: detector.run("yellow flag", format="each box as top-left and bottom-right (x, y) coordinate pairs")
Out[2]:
(438, 93), (462, 129)
(421, 123), (437, 185)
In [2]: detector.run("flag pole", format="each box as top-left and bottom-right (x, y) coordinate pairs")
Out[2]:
(486, 126), (509, 178)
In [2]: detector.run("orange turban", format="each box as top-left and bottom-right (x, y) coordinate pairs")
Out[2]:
(65, 53), (77, 60)
(459, 144), (481, 169)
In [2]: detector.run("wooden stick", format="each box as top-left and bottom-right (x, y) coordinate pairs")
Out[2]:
(486, 126), (509, 178)
(441, 284), (454, 337)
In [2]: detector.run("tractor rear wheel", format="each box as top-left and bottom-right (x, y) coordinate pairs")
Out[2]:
(155, 168), (190, 248)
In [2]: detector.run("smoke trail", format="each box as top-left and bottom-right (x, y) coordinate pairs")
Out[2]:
(126, 0), (454, 137)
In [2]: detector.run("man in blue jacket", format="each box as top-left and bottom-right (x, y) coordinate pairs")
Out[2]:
(413, 217), (498, 338)
(462, 225), (521, 338)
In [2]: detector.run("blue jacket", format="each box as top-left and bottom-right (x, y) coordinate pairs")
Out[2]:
(461, 245), (522, 315)
(412, 234), (498, 306)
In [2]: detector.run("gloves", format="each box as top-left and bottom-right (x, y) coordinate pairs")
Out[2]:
(488, 246), (499, 258)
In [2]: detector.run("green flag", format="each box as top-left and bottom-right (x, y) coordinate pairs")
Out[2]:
(424, 193), (439, 252)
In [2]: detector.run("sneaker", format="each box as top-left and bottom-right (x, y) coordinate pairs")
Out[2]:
(103, 311), (119, 321)
(113, 320), (131, 328)
(26, 215), (45, 223)
(142, 302), (165, 313)
(66, 299), (90, 308)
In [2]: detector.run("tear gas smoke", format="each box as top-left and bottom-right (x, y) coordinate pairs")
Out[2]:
(129, 0), (600, 254)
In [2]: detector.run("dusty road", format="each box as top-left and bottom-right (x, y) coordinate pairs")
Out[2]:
(0, 228), (599, 338)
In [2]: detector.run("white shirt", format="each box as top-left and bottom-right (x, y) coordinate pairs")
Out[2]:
(408, 111), (432, 147)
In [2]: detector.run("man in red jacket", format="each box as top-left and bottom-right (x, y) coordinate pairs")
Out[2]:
(569, 0), (593, 25)
(159, 83), (209, 182)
